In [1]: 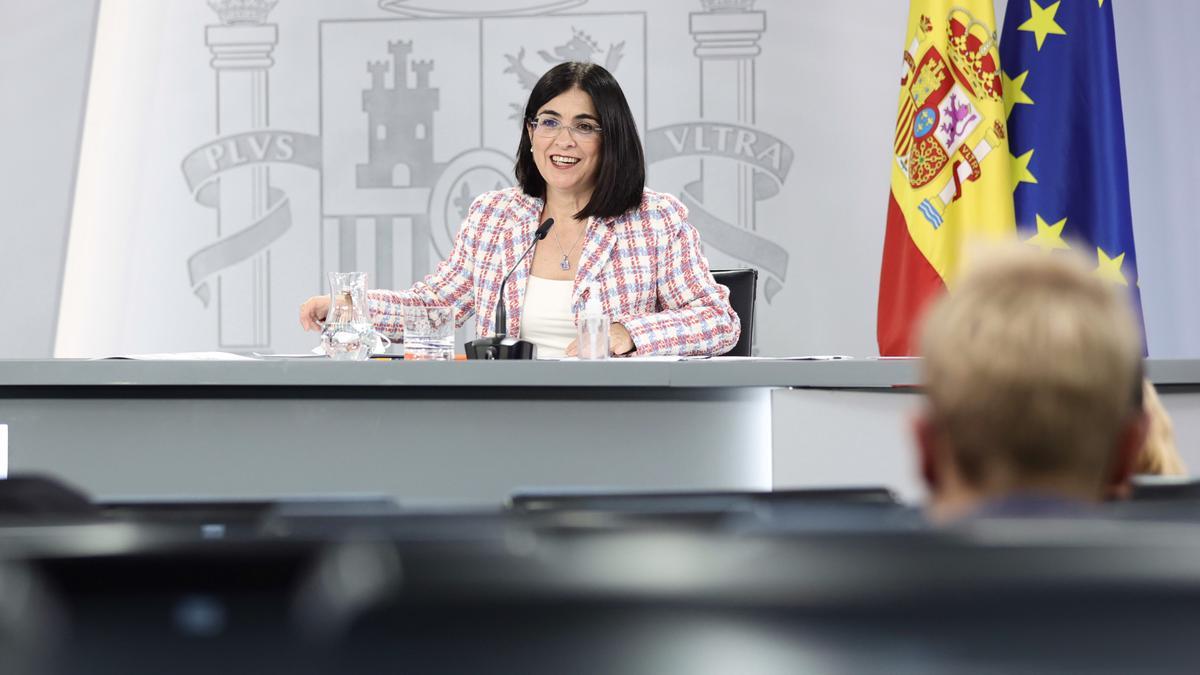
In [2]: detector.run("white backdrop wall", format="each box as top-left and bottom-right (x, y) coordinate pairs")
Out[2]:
(0, 0), (98, 358)
(2, 0), (1197, 358)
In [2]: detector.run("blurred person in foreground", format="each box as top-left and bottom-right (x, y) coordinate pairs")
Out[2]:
(912, 246), (1148, 523)
(300, 61), (738, 358)
(1135, 378), (1188, 477)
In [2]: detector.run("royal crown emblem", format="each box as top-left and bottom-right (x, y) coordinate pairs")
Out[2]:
(945, 9), (1003, 101)
(207, 0), (277, 26)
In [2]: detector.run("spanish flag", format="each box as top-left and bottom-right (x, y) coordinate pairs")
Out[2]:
(878, 1), (1016, 355)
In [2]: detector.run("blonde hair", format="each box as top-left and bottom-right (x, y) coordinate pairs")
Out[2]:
(919, 247), (1144, 492)
(1137, 379), (1188, 477)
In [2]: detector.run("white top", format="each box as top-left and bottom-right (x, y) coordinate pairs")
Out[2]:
(520, 276), (576, 359)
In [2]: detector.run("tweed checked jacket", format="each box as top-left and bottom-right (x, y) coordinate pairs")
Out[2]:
(368, 187), (740, 356)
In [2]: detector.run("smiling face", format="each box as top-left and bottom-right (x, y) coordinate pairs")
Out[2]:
(529, 87), (602, 203)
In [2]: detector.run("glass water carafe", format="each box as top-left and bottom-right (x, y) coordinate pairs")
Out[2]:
(321, 272), (375, 361)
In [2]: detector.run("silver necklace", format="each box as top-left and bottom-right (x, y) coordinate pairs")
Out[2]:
(551, 222), (587, 271)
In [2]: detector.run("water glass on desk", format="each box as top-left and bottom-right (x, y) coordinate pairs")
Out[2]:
(401, 303), (455, 360)
(576, 314), (610, 360)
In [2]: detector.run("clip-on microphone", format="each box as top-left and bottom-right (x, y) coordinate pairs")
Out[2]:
(464, 218), (555, 360)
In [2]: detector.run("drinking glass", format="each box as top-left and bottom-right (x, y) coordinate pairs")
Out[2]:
(401, 303), (455, 360)
(576, 314), (610, 360)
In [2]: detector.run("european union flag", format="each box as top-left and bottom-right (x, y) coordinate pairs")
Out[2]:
(1000, 0), (1143, 326)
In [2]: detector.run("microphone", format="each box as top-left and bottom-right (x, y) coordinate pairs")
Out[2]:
(465, 218), (554, 360)
(494, 218), (554, 339)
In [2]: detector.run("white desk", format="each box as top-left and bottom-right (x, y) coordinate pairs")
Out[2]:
(1, 359), (1196, 502)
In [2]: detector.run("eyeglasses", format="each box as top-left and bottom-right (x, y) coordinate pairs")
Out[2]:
(528, 116), (603, 140)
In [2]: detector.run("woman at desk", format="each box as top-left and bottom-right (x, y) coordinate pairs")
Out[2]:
(300, 62), (739, 357)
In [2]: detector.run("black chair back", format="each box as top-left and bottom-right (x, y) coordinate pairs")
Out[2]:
(509, 487), (899, 513)
(0, 474), (97, 522)
(1130, 477), (1200, 501)
(711, 268), (757, 356)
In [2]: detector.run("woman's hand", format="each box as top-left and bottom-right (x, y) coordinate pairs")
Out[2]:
(299, 295), (331, 332)
(565, 321), (635, 357)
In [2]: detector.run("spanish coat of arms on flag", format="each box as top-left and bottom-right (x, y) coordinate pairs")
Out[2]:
(878, 1), (1015, 356)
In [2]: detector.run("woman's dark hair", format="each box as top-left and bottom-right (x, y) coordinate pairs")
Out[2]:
(515, 62), (645, 220)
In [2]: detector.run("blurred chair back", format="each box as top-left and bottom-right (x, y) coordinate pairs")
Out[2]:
(0, 563), (60, 675)
(509, 487), (898, 514)
(314, 522), (1200, 674)
(96, 496), (402, 538)
(1130, 476), (1200, 501)
(711, 268), (757, 356)
(0, 474), (97, 522)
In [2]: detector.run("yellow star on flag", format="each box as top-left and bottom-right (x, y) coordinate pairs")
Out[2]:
(1019, 0), (1068, 51)
(1003, 70), (1035, 118)
(1025, 214), (1070, 253)
(1011, 150), (1038, 192)
(1095, 247), (1129, 286)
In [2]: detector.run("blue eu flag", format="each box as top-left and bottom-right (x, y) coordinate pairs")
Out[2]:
(1000, 0), (1143, 327)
